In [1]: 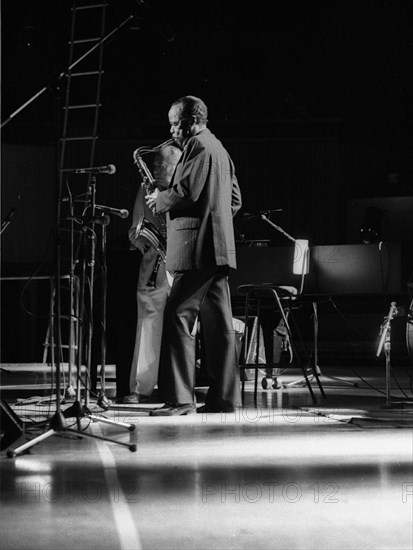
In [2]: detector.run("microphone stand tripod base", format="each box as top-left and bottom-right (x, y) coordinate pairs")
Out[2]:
(7, 411), (73, 458)
(87, 413), (136, 432)
(63, 400), (136, 433)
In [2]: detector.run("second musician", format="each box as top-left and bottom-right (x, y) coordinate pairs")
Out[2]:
(124, 142), (182, 404)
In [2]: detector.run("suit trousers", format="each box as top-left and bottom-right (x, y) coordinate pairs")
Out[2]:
(158, 266), (241, 408)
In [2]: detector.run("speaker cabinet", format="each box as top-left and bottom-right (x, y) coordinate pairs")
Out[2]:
(0, 395), (23, 451)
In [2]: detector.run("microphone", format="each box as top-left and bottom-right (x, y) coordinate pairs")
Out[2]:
(95, 204), (129, 219)
(62, 164), (116, 175)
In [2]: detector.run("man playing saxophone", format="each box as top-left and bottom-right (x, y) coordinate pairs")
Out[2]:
(146, 95), (242, 415)
(123, 143), (182, 404)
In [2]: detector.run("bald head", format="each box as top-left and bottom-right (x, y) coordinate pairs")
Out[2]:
(153, 145), (182, 189)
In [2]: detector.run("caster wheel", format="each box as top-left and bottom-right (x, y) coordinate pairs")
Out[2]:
(261, 377), (274, 390)
(272, 378), (281, 389)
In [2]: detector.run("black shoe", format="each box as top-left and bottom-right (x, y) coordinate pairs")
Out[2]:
(149, 403), (197, 416)
(196, 404), (236, 414)
(139, 394), (162, 404)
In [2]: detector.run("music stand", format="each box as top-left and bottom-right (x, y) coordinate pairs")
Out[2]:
(259, 214), (353, 390)
(284, 299), (358, 389)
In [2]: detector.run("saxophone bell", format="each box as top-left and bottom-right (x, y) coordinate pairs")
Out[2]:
(131, 216), (166, 262)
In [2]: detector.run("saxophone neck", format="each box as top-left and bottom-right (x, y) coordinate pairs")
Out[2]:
(134, 153), (155, 185)
(134, 138), (179, 156)
(133, 138), (179, 188)
(133, 148), (144, 164)
(152, 138), (177, 151)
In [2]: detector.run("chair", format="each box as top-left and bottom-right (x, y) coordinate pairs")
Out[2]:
(237, 238), (325, 405)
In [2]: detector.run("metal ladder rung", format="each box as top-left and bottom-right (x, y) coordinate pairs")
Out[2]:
(64, 103), (101, 109)
(71, 38), (101, 45)
(70, 71), (103, 77)
(61, 136), (97, 141)
(72, 4), (107, 10)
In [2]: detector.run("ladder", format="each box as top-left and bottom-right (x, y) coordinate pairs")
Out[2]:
(45, 1), (108, 396)
(59, 0), (108, 175)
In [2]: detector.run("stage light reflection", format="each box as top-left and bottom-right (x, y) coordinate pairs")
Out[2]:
(14, 458), (52, 473)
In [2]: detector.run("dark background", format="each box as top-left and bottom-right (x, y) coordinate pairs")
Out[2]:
(1, 1), (413, 365)
(2, 0), (413, 136)
(3, 0), (413, 237)
(3, 0), (413, 243)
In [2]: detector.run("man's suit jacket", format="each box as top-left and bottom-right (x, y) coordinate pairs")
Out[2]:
(155, 128), (242, 271)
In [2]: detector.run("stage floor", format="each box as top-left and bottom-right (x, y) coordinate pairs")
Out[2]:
(1, 365), (413, 550)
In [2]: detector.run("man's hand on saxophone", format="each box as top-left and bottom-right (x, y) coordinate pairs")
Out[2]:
(145, 188), (159, 211)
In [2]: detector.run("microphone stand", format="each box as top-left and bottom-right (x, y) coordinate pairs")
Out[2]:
(59, 184), (135, 433)
(84, 176), (97, 412)
(64, 186), (80, 399)
(96, 208), (111, 409)
(8, 181), (137, 458)
(377, 302), (413, 409)
(1, 15), (134, 129)
(5, 16), (137, 458)
(1, 207), (16, 236)
(259, 213), (296, 243)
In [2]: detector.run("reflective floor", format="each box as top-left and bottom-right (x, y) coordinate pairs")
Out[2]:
(1, 366), (413, 550)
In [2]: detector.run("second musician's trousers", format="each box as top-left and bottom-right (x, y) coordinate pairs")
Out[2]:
(129, 249), (170, 396)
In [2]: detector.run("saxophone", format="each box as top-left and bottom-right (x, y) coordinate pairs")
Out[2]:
(131, 139), (176, 286)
